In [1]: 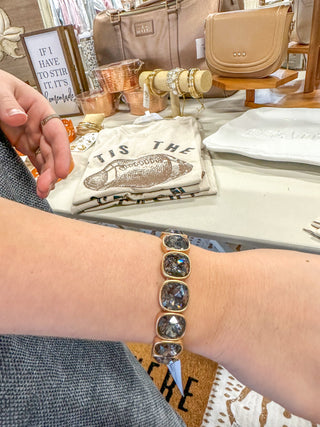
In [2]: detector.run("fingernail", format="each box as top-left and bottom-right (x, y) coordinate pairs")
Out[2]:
(7, 108), (28, 117)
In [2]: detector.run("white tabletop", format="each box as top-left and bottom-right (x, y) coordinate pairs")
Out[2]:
(48, 90), (320, 254)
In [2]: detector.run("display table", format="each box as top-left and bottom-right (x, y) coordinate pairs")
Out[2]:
(48, 88), (320, 254)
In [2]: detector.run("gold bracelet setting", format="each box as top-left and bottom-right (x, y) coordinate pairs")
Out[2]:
(152, 230), (191, 395)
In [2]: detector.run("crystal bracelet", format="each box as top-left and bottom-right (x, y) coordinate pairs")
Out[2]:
(166, 67), (185, 97)
(152, 231), (191, 395)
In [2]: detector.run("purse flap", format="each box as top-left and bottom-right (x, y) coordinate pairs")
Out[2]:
(205, 5), (292, 73)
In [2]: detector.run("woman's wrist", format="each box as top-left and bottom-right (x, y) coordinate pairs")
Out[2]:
(182, 247), (232, 363)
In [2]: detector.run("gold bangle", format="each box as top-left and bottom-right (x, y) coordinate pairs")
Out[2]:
(152, 231), (191, 395)
(146, 69), (168, 97)
(76, 121), (103, 136)
(187, 68), (201, 99)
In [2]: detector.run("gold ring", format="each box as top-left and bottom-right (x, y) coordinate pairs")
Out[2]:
(40, 113), (61, 129)
(35, 147), (41, 155)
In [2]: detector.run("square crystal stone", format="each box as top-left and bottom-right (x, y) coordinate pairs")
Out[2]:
(162, 252), (190, 279)
(160, 280), (189, 312)
(163, 234), (190, 251)
(157, 313), (186, 340)
(153, 341), (183, 365)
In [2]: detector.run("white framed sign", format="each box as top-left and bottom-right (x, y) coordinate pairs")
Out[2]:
(21, 26), (88, 117)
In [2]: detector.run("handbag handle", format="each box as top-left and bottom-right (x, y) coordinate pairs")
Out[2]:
(138, 0), (180, 8)
(165, 0), (180, 10)
(107, 0), (181, 21)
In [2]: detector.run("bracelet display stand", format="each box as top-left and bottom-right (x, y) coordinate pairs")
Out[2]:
(211, 68), (298, 108)
(139, 70), (212, 117)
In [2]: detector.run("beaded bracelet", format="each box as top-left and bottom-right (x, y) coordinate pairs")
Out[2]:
(152, 231), (191, 395)
(166, 67), (185, 97)
(187, 67), (205, 113)
(187, 68), (202, 99)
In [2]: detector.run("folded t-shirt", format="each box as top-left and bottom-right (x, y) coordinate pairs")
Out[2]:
(72, 149), (216, 213)
(72, 116), (213, 212)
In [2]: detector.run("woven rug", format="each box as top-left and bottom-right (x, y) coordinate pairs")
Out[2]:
(127, 343), (218, 427)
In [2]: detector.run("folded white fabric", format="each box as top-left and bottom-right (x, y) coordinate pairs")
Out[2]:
(72, 116), (217, 213)
(203, 107), (320, 166)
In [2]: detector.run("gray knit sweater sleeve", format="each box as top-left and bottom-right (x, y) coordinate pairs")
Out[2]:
(0, 129), (51, 211)
(0, 130), (185, 427)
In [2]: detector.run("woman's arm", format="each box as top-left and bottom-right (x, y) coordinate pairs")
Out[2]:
(0, 197), (223, 351)
(0, 196), (319, 423)
(215, 248), (320, 424)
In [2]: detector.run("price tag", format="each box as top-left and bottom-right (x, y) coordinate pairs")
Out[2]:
(196, 38), (205, 59)
(143, 83), (150, 109)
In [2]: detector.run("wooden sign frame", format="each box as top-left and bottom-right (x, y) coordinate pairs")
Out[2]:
(21, 25), (88, 117)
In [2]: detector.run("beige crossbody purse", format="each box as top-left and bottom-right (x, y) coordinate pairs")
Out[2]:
(205, 3), (294, 78)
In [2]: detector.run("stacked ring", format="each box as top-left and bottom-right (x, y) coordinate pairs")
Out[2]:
(40, 113), (61, 129)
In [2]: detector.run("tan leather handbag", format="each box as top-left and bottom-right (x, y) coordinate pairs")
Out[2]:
(205, 4), (294, 78)
(93, 0), (243, 71)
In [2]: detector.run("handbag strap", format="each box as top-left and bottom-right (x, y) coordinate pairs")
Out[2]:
(166, 2), (180, 68)
(106, 10), (126, 60)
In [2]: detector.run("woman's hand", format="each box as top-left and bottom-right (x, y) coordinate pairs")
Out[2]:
(0, 70), (72, 198)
